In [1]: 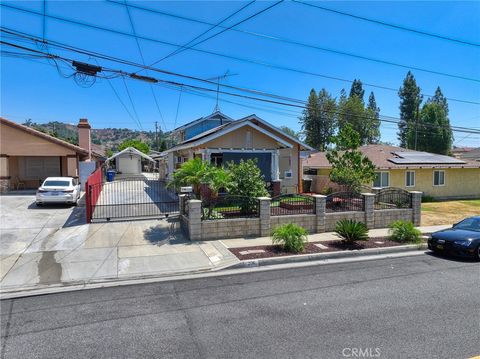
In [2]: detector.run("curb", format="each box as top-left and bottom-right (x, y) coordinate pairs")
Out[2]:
(227, 243), (428, 269)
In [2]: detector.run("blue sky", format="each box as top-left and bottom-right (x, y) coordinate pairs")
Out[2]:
(2, 1), (479, 147)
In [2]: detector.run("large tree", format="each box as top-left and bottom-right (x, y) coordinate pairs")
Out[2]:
(326, 123), (376, 192)
(349, 79), (365, 103)
(117, 139), (150, 154)
(429, 86), (449, 115)
(300, 88), (337, 151)
(398, 71), (422, 148)
(337, 92), (367, 144)
(366, 92), (381, 144)
(279, 126), (301, 140)
(415, 102), (452, 155)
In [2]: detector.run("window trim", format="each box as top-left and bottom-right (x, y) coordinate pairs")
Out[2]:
(433, 170), (446, 187)
(374, 171), (390, 188)
(405, 170), (415, 188)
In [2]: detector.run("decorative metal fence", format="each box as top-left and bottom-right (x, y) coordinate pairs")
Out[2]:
(374, 188), (411, 210)
(326, 192), (365, 212)
(201, 195), (259, 220)
(270, 194), (315, 216)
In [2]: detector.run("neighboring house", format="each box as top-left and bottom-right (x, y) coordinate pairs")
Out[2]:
(455, 147), (480, 162)
(107, 147), (156, 174)
(303, 144), (480, 199)
(160, 112), (313, 194)
(0, 117), (102, 191)
(169, 111), (234, 144)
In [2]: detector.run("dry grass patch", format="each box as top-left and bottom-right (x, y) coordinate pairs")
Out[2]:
(422, 200), (480, 226)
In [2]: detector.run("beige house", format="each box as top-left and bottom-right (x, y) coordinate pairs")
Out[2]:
(159, 114), (313, 194)
(303, 144), (480, 200)
(0, 117), (100, 191)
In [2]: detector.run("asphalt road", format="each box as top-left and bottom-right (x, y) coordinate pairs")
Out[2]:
(1, 254), (479, 359)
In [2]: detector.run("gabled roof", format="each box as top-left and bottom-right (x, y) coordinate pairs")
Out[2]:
(303, 144), (480, 169)
(0, 117), (88, 155)
(106, 147), (155, 162)
(166, 114), (314, 153)
(172, 111), (234, 133)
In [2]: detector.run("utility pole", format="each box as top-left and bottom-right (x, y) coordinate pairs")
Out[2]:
(155, 121), (159, 151)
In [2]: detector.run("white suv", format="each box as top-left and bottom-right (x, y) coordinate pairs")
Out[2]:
(36, 177), (81, 206)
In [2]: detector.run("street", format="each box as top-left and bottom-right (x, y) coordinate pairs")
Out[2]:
(1, 254), (479, 359)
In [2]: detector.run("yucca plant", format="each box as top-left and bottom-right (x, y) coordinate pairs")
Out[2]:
(272, 223), (308, 253)
(335, 219), (369, 243)
(389, 220), (421, 243)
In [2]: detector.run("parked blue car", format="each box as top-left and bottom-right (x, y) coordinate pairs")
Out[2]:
(428, 216), (480, 260)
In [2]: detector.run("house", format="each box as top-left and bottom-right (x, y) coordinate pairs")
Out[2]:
(107, 147), (156, 174)
(453, 147), (480, 162)
(160, 112), (313, 194)
(0, 117), (103, 191)
(303, 144), (480, 199)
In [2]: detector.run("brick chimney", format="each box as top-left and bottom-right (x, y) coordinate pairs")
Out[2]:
(77, 118), (91, 160)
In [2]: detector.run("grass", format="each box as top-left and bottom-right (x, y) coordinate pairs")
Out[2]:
(421, 199), (480, 225)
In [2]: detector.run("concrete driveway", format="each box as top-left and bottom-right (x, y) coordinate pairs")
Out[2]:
(0, 195), (237, 294)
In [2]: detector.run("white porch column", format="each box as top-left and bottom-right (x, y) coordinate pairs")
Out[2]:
(271, 150), (280, 181)
(167, 152), (174, 180)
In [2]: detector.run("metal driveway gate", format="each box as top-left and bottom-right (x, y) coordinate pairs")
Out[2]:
(88, 174), (179, 222)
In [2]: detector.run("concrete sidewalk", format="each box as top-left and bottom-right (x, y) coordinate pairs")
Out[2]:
(219, 225), (451, 248)
(0, 217), (239, 295)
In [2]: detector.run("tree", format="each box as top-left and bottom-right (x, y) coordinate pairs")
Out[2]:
(349, 79), (365, 103)
(428, 86), (449, 115)
(326, 123), (376, 191)
(168, 158), (210, 195)
(398, 71), (422, 148)
(415, 102), (452, 155)
(279, 126), (301, 140)
(299, 88), (337, 151)
(337, 94), (367, 144)
(118, 139), (150, 154)
(366, 92), (381, 144)
(227, 159), (269, 198)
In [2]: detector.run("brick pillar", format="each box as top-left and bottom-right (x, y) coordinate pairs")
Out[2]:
(179, 194), (186, 215)
(258, 197), (271, 237)
(188, 199), (202, 241)
(362, 193), (376, 229)
(313, 194), (326, 233)
(410, 191), (423, 226)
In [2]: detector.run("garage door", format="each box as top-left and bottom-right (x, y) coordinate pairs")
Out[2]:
(24, 157), (61, 179)
(118, 157), (140, 174)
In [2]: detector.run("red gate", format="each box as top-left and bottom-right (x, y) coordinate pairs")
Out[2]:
(85, 167), (103, 223)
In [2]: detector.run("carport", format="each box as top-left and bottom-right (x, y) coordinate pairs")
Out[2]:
(106, 147), (155, 175)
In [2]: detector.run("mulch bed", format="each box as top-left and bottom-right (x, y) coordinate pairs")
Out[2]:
(229, 237), (422, 260)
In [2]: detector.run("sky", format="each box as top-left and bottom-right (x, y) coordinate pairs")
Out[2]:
(1, 0), (480, 147)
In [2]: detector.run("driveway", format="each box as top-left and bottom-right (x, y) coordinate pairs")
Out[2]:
(0, 195), (237, 294)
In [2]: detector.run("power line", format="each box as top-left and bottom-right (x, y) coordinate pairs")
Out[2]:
(3, 27), (480, 108)
(145, 0), (257, 66)
(293, 0), (480, 47)
(103, 0), (480, 83)
(123, 0), (166, 131)
(3, 39), (480, 136)
(121, 76), (143, 130)
(3, 2), (479, 84)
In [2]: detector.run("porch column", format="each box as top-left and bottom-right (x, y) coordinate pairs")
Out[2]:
(0, 155), (10, 192)
(271, 150), (279, 181)
(66, 155), (78, 177)
(167, 152), (174, 180)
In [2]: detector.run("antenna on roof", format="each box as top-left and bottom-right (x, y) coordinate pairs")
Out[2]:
(205, 70), (238, 112)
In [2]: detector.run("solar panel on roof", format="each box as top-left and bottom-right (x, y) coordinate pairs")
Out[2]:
(388, 151), (466, 165)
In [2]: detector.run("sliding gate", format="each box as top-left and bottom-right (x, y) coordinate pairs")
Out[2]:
(88, 173), (179, 222)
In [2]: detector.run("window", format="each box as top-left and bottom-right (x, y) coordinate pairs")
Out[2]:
(373, 172), (389, 188)
(303, 168), (317, 175)
(433, 170), (445, 186)
(405, 171), (415, 187)
(210, 153), (223, 167)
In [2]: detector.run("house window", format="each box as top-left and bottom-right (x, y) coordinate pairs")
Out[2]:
(405, 171), (415, 187)
(211, 153), (223, 167)
(433, 170), (445, 186)
(303, 168), (317, 175)
(373, 172), (389, 188)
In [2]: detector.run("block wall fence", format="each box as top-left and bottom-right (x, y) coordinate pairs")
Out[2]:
(180, 192), (422, 241)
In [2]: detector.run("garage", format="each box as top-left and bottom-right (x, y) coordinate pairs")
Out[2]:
(107, 147), (156, 175)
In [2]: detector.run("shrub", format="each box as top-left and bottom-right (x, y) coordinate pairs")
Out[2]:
(272, 223), (308, 253)
(335, 219), (368, 243)
(389, 220), (421, 243)
(421, 195), (435, 203)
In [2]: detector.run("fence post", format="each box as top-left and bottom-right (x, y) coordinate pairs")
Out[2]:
(258, 197), (271, 237)
(187, 199), (202, 241)
(85, 180), (91, 224)
(409, 191), (423, 226)
(179, 194), (186, 215)
(313, 195), (326, 233)
(362, 193), (376, 229)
